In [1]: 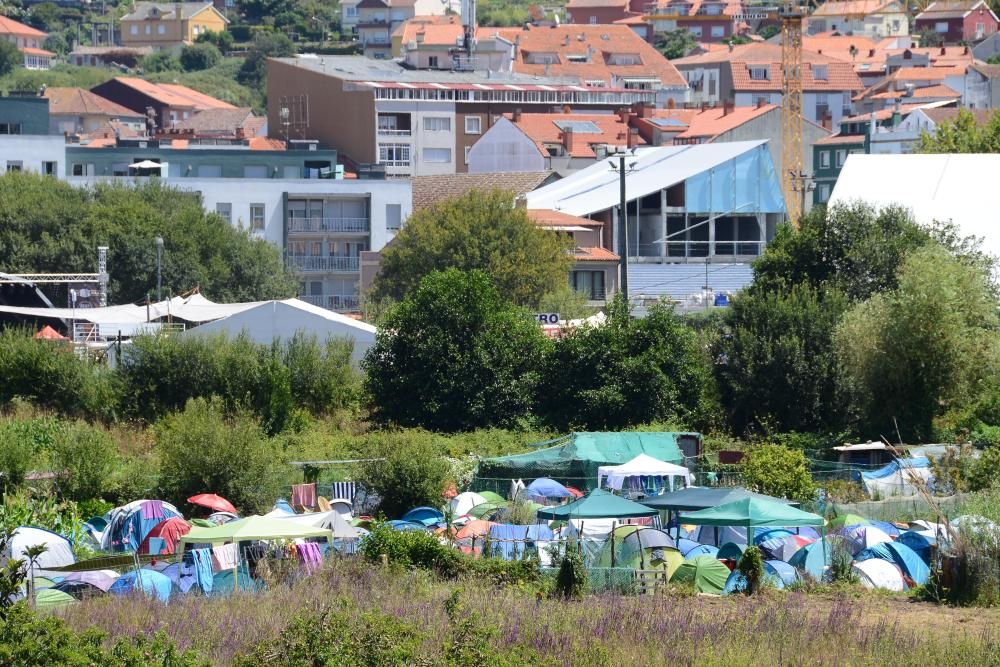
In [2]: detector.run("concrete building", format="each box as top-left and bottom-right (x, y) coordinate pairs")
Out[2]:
(120, 2), (229, 49)
(914, 1), (999, 45)
(807, 0), (909, 39)
(43, 87), (147, 136)
(0, 95), (64, 175)
(266, 55), (658, 177)
(356, 0), (458, 59)
(565, 0), (636, 26)
(0, 15), (54, 70)
(643, 0), (746, 43)
(90, 77), (236, 132)
(68, 45), (154, 68)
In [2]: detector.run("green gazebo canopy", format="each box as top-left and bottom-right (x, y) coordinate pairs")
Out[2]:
(679, 497), (823, 543)
(640, 486), (798, 512)
(536, 489), (658, 520)
(178, 516), (332, 546)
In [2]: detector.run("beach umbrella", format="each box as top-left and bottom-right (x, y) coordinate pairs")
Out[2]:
(188, 494), (238, 515)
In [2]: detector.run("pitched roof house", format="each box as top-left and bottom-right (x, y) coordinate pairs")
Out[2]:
(914, 1), (999, 44)
(808, 0), (909, 38)
(0, 15), (54, 70)
(43, 87), (147, 135)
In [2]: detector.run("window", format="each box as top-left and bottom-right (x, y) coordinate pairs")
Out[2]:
(424, 116), (450, 131)
(749, 66), (769, 80)
(42, 161), (57, 176)
(710, 26), (724, 38)
(250, 204), (265, 230)
(423, 147), (451, 163)
(216, 202), (232, 223)
(386, 203), (402, 230)
(6, 161), (22, 173)
(0, 123), (21, 135)
(464, 116), (481, 134)
(813, 64), (828, 81)
(112, 162), (128, 176)
(283, 165), (300, 179)
(935, 21), (948, 33)
(570, 270), (606, 301)
(193, 25), (200, 35)
(567, 53), (588, 62)
(145, 24), (151, 35)
(589, 15), (597, 24)
(157, 25), (165, 35)
(346, 5), (357, 15)
(428, 56), (438, 68)
(688, 26), (703, 37)
(72, 163), (84, 176)
(755, 94), (769, 106)
(977, 22), (986, 38)
(130, 25), (138, 35)
(820, 150), (830, 169)
(818, 183), (831, 202)
(836, 149), (847, 167)
(378, 143), (411, 166)
(243, 165), (268, 178)
(196, 164), (223, 177)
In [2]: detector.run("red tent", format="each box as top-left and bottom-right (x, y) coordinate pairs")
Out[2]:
(138, 517), (191, 555)
(34, 326), (67, 341)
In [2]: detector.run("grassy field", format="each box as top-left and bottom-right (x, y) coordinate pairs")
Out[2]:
(59, 559), (1000, 666)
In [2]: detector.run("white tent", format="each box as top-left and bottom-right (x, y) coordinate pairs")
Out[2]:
(183, 299), (376, 365)
(597, 454), (692, 492)
(274, 510), (360, 539)
(449, 492), (487, 517)
(3, 527), (75, 577)
(852, 559), (906, 592)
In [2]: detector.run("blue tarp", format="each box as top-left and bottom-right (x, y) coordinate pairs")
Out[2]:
(526, 478), (572, 500)
(108, 570), (172, 603)
(489, 524), (529, 560)
(860, 457), (929, 481)
(524, 524), (554, 542)
(857, 541), (930, 585)
(401, 507), (445, 526)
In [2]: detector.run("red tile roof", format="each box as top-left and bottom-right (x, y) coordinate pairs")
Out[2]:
(869, 83), (961, 100)
(575, 246), (619, 261)
(106, 78), (235, 109)
(20, 46), (55, 57)
(673, 42), (842, 66)
(393, 15), (463, 46)
(730, 60), (863, 91)
(44, 87), (143, 117)
(843, 102), (941, 122)
(0, 15), (47, 38)
(157, 83), (236, 109)
(916, 0), (993, 19)
(566, 0), (628, 7)
(478, 24), (686, 88)
(528, 209), (604, 227)
(920, 107), (994, 125)
(814, 133), (866, 145)
(507, 112), (646, 158)
(655, 103), (777, 139)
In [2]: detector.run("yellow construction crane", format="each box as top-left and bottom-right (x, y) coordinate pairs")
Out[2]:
(779, 2), (806, 226)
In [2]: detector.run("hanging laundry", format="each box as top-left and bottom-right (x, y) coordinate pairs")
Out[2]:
(212, 543), (239, 571)
(297, 542), (322, 572)
(291, 483), (317, 510)
(190, 549), (214, 594)
(140, 500), (165, 520)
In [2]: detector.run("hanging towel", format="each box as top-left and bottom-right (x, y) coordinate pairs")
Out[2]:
(297, 542), (322, 571)
(141, 500), (164, 520)
(190, 549), (214, 594)
(291, 483), (317, 510)
(212, 543), (239, 571)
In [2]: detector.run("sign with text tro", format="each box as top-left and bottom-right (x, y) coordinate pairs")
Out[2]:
(535, 313), (560, 325)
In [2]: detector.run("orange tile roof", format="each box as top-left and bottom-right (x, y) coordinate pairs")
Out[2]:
(843, 102), (940, 122)
(20, 46), (55, 57)
(157, 83), (236, 110)
(811, 0), (902, 16)
(647, 0), (743, 16)
(894, 65), (967, 80)
(869, 83), (961, 99)
(673, 42), (844, 66)
(508, 112), (647, 158)
(478, 24), (685, 88)
(528, 209), (604, 227)
(670, 103), (776, 139)
(108, 78), (235, 110)
(0, 15), (47, 38)
(814, 133), (866, 145)
(614, 15), (649, 24)
(566, 0), (628, 7)
(248, 136), (287, 150)
(44, 87), (143, 117)
(731, 61), (863, 91)
(393, 15), (462, 45)
(575, 246), (619, 261)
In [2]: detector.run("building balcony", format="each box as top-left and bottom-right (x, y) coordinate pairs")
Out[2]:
(298, 294), (361, 311)
(286, 256), (360, 273)
(377, 128), (411, 136)
(287, 217), (370, 234)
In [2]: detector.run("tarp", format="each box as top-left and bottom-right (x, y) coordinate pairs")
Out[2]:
(449, 492), (487, 517)
(855, 541), (929, 586)
(488, 524), (530, 560)
(679, 497), (824, 543)
(52, 580), (106, 600)
(109, 569), (173, 602)
(861, 458), (933, 497)
(536, 489), (658, 520)
(478, 432), (692, 491)
(34, 325), (67, 340)
(59, 570), (118, 592)
(178, 515), (333, 545)
(852, 558), (906, 591)
(669, 555), (730, 594)
(4, 526), (75, 576)
(789, 539), (834, 581)
(188, 494), (238, 515)
(526, 478), (573, 500)
(640, 487), (798, 512)
(597, 454), (692, 491)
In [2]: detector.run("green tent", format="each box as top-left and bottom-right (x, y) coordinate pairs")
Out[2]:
(596, 525), (679, 572)
(476, 432), (696, 491)
(669, 555), (730, 594)
(467, 502), (509, 519)
(35, 588), (78, 609)
(536, 489), (658, 520)
(827, 513), (870, 529)
(179, 516), (333, 546)
(478, 491), (505, 504)
(640, 487), (798, 512)
(678, 497), (824, 544)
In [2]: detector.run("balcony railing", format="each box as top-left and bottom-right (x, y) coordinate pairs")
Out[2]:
(299, 294), (361, 311)
(286, 256), (360, 273)
(377, 128), (411, 136)
(287, 217), (370, 233)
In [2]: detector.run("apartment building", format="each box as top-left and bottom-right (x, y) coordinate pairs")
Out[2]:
(120, 2), (228, 49)
(356, 0), (459, 59)
(0, 95), (64, 175)
(643, 0), (745, 43)
(266, 56), (658, 176)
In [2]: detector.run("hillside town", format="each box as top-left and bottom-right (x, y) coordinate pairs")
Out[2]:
(1, 0), (1000, 665)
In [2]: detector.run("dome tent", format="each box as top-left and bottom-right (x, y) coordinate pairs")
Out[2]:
(852, 559), (906, 591)
(670, 555), (731, 594)
(855, 541), (930, 586)
(788, 539), (836, 581)
(3, 527), (75, 577)
(449, 492), (488, 517)
(596, 525), (676, 569)
(723, 560), (799, 594)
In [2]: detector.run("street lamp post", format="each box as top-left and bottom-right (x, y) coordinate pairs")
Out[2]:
(608, 150), (636, 302)
(155, 236), (163, 302)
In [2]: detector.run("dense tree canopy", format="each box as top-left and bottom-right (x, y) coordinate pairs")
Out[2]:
(0, 40), (20, 78)
(916, 108), (1000, 153)
(655, 29), (697, 59)
(372, 189), (573, 308)
(364, 269), (548, 431)
(0, 172), (296, 303)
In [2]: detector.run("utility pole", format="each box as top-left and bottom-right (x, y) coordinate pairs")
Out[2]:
(609, 150), (636, 302)
(155, 236), (163, 302)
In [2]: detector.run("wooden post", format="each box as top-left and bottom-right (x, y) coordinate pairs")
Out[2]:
(611, 520), (617, 567)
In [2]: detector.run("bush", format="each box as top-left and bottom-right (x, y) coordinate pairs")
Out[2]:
(968, 446), (1000, 492)
(741, 444), (816, 503)
(195, 29), (234, 52)
(356, 436), (450, 519)
(49, 422), (116, 502)
(359, 523), (465, 578)
(142, 50), (182, 72)
(554, 548), (587, 599)
(180, 42), (221, 71)
(0, 427), (33, 496)
(154, 398), (284, 514)
(737, 545), (765, 595)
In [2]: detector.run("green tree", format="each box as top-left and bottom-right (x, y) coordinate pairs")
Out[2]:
(237, 32), (295, 89)
(751, 203), (931, 301)
(535, 296), (715, 430)
(364, 269), (548, 431)
(356, 438), (451, 518)
(195, 29), (234, 52)
(915, 28), (944, 47)
(536, 287), (596, 321)
(916, 108), (1000, 153)
(142, 50), (182, 73)
(715, 284), (852, 434)
(0, 40), (20, 78)
(372, 189), (573, 307)
(155, 398), (284, 514)
(180, 42), (222, 71)
(50, 423), (117, 502)
(741, 444), (816, 502)
(836, 245), (1000, 440)
(655, 29), (696, 59)
(968, 446), (1000, 492)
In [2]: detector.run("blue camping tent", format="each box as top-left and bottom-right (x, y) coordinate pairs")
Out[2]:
(684, 544), (719, 560)
(387, 520), (426, 532)
(868, 520), (902, 538)
(723, 560), (799, 594)
(401, 507), (445, 527)
(108, 570), (172, 603)
(526, 478), (573, 500)
(676, 538), (703, 557)
(717, 542), (746, 562)
(896, 530), (936, 563)
(855, 542), (930, 585)
(753, 529), (794, 546)
(788, 539), (834, 581)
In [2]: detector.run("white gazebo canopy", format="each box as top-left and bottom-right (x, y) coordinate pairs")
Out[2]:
(598, 453), (692, 492)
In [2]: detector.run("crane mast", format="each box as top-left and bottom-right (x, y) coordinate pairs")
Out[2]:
(779, 2), (806, 226)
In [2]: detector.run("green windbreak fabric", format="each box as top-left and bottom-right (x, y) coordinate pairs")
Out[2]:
(179, 516), (332, 545)
(536, 489), (658, 520)
(641, 487), (798, 512)
(678, 497), (824, 528)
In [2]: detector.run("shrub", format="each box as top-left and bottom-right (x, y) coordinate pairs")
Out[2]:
(142, 50), (182, 72)
(356, 436), (451, 519)
(737, 545), (765, 595)
(49, 423), (116, 502)
(359, 523), (465, 578)
(554, 548), (587, 599)
(967, 446), (1000, 492)
(741, 444), (816, 503)
(154, 398), (284, 514)
(0, 426), (33, 495)
(180, 42), (221, 71)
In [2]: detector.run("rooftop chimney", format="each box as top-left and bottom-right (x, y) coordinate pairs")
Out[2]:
(756, 97), (766, 109)
(627, 127), (639, 149)
(513, 107), (522, 122)
(868, 48), (875, 57)
(617, 107), (630, 124)
(562, 104), (571, 114)
(940, 46), (946, 56)
(667, 97), (676, 109)
(561, 127), (574, 153)
(723, 100), (734, 116)
(701, 101), (708, 111)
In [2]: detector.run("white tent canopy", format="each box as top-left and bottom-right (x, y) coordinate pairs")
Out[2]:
(597, 454), (692, 492)
(449, 492), (487, 517)
(3, 526), (75, 577)
(274, 510), (360, 539)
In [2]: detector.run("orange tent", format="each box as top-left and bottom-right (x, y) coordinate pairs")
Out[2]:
(455, 519), (497, 555)
(34, 325), (67, 341)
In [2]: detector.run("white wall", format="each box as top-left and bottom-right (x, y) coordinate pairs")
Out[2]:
(375, 99), (457, 175)
(0, 135), (66, 173)
(467, 117), (545, 173)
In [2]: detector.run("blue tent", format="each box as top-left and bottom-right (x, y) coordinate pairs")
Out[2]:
(788, 539), (834, 581)
(868, 520), (902, 538)
(723, 560), (799, 595)
(526, 478), (572, 500)
(209, 569), (258, 596)
(105, 503), (184, 553)
(401, 507), (445, 526)
(488, 524), (530, 560)
(855, 542), (930, 585)
(108, 570), (172, 603)
(896, 530), (936, 563)
(717, 542), (746, 562)
(753, 529), (794, 545)
(684, 544), (719, 560)
(387, 520), (426, 532)
(676, 538), (703, 557)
